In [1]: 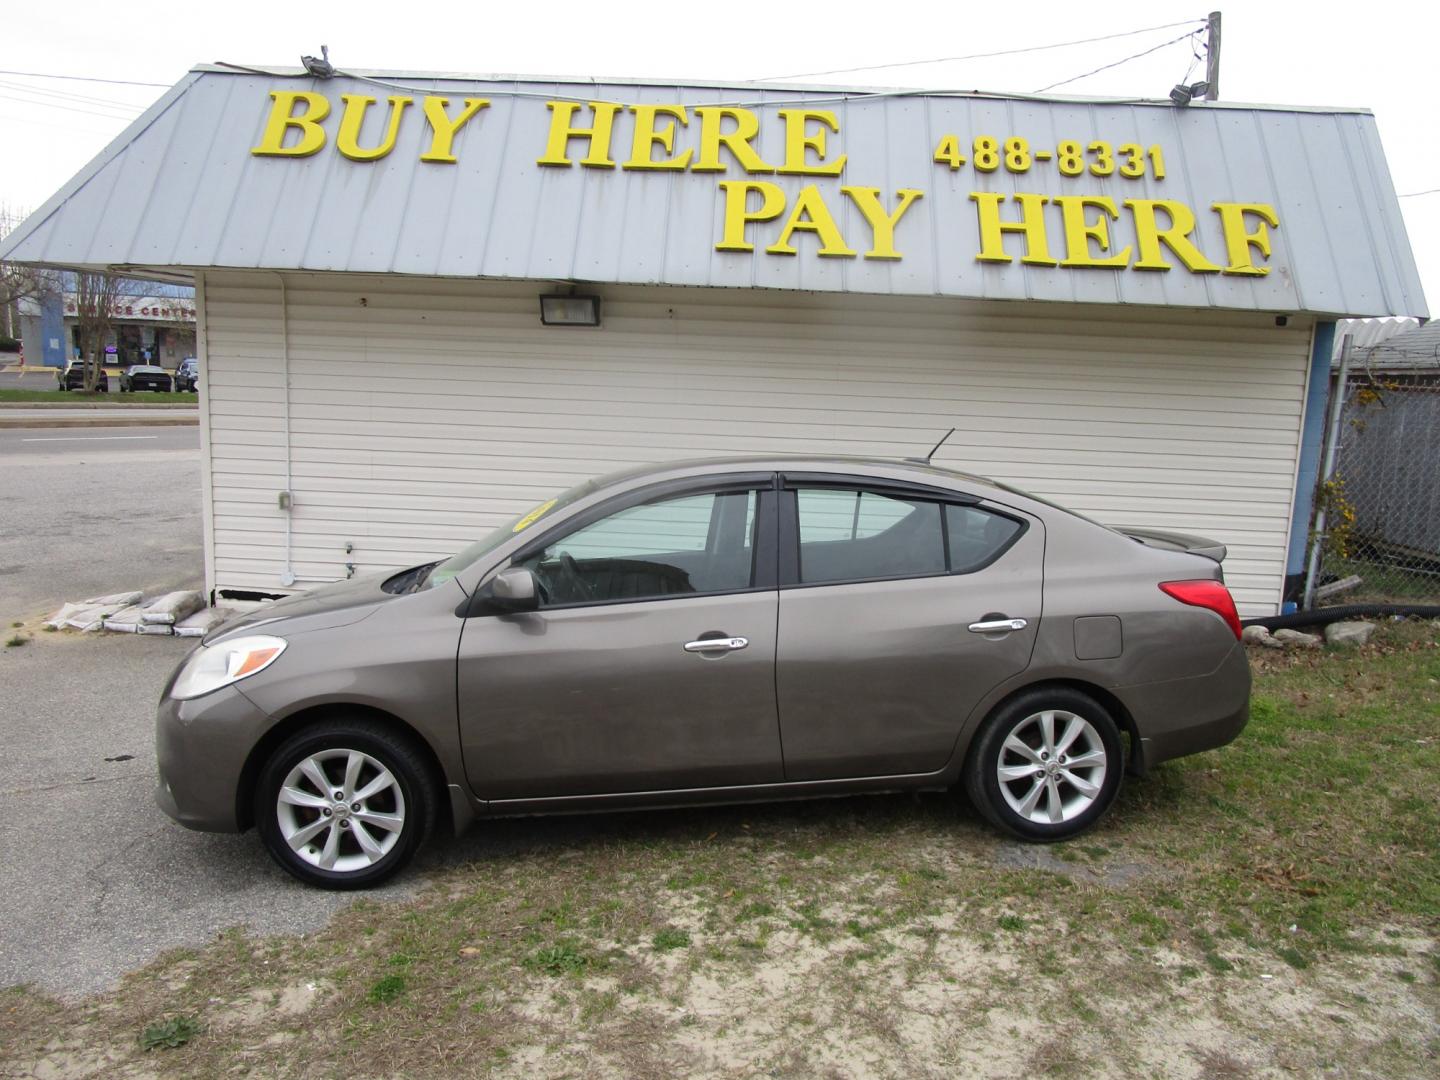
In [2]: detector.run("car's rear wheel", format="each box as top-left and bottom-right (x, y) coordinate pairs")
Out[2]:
(964, 688), (1123, 842)
(255, 719), (437, 889)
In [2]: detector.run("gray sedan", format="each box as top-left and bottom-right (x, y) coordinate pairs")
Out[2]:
(156, 457), (1250, 889)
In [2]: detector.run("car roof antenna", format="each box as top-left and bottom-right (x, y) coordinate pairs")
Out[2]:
(906, 427), (956, 466)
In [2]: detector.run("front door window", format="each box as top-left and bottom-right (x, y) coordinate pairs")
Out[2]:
(517, 489), (758, 606)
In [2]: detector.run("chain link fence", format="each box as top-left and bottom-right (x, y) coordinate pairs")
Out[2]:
(1314, 364), (1440, 606)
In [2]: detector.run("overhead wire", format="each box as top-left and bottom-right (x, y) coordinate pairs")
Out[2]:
(0, 68), (170, 88)
(210, 61), (1166, 111)
(1035, 29), (1201, 93)
(0, 79), (147, 117)
(1398, 188), (1440, 198)
(757, 17), (1207, 82)
(0, 90), (141, 121)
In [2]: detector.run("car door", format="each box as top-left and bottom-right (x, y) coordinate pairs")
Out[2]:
(775, 476), (1043, 781)
(457, 477), (783, 801)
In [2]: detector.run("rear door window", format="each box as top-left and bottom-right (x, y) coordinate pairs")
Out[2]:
(797, 490), (944, 584)
(946, 504), (1025, 573)
(794, 487), (1025, 585)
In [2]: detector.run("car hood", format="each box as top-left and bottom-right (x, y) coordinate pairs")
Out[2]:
(1117, 526), (1227, 563)
(204, 571), (397, 644)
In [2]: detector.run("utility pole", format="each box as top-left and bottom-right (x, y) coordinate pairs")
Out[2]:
(1205, 11), (1222, 101)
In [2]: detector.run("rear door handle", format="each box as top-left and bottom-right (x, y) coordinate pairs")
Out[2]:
(968, 618), (1028, 633)
(684, 636), (749, 653)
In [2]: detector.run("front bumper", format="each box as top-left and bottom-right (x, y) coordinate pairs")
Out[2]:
(1115, 640), (1252, 771)
(155, 684), (274, 832)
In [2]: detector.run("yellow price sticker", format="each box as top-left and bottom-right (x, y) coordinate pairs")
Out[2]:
(512, 499), (558, 533)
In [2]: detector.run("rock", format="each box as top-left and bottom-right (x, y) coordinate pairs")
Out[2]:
(1242, 625), (1284, 648)
(1325, 621), (1375, 647)
(1272, 628), (1322, 648)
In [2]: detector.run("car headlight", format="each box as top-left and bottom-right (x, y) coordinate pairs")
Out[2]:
(170, 635), (287, 700)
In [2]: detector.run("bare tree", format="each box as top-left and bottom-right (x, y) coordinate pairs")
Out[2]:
(0, 204), (61, 342)
(72, 271), (124, 391)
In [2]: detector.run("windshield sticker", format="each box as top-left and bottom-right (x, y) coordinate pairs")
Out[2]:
(512, 499), (558, 533)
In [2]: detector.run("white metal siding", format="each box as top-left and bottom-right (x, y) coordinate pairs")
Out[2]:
(201, 271), (1312, 614)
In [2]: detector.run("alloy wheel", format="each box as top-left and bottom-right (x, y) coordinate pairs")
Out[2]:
(275, 748), (407, 872)
(995, 709), (1108, 825)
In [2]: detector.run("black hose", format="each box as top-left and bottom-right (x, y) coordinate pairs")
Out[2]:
(1242, 604), (1440, 630)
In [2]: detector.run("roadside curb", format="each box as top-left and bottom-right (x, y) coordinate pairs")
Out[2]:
(0, 417), (199, 429)
(0, 402), (199, 410)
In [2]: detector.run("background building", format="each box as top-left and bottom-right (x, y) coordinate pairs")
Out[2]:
(16, 276), (195, 368)
(0, 66), (1427, 614)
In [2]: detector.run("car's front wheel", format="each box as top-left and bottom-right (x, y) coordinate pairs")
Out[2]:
(255, 719), (437, 889)
(964, 688), (1124, 842)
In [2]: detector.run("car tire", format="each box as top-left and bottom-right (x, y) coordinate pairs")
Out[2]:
(255, 719), (438, 890)
(963, 688), (1124, 842)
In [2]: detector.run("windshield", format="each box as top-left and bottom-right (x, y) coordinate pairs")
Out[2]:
(423, 478), (600, 590)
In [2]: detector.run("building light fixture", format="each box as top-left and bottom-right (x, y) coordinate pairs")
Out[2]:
(1169, 80), (1210, 107)
(539, 293), (601, 327)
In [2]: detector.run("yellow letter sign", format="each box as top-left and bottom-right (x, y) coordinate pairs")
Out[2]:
(251, 91), (331, 157)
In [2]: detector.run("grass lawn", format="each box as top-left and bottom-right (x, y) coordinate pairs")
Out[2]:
(3, 622), (1437, 1078)
(0, 388), (198, 404)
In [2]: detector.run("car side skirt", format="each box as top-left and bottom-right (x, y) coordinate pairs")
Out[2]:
(477, 771), (951, 820)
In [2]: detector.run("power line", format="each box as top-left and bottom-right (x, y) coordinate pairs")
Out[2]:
(0, 90), (140, 122)
(1035, 29), (1200, 93)
(0, 78), (148, 114)
(0, 68), (170, 88)
(759, 18), (1206, 82)
(1399, 188), (1440, 198)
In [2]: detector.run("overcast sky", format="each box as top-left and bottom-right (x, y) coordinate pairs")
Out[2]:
(3, 0), (1434, 312)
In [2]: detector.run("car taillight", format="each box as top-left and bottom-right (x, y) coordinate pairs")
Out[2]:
(1159, 580), (1242, 640)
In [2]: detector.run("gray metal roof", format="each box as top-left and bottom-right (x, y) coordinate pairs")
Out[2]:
(1343, 319), (1440, 371)
(1, 67), (1427, 318)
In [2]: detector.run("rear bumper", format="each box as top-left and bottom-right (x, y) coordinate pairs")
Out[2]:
(1114, 640), (1251, 771)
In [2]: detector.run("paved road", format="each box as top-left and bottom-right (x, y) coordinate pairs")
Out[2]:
(0, 425), (203, 620)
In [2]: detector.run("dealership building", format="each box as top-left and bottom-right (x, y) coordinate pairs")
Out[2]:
(0, 66), (1425, 614)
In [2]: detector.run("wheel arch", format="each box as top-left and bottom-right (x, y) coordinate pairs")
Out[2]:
(236, 702), (453, 833)
(964, 678), (1144, 775)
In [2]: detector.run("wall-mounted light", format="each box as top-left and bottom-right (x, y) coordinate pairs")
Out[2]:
(539, 294), (601, 327)
(1169, 80), (1210, 107)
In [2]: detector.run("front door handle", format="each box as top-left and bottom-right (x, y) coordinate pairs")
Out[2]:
(968, 618), (1028, 633)
(683, 636), (749, 653)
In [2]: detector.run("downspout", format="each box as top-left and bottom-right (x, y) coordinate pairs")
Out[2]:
(277, 273), (296, 588)
(1301, 334), (1353, 610)
(1283, 321), (1336, 611)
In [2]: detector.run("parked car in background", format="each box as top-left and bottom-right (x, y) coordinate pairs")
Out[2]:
(119, 365), (173, 392)
(155, 456), (1251, 889)
(174, 357), (199, 392)
(57, 361), (107, 392)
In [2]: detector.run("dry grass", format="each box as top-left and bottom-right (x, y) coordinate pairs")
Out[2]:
(2, 621), (1438, 1078)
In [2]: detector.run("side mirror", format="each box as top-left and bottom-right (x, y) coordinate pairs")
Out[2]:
(456, 566), (540, 617)
(490, 566), (539, 611)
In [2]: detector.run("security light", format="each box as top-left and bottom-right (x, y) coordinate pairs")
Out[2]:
(1169, 80), (1210, 106)
(539, 294), (601, 327)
